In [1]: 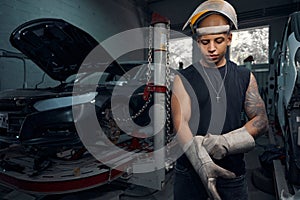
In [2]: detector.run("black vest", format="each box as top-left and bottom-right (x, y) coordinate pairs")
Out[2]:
(177, 60), (250, 176)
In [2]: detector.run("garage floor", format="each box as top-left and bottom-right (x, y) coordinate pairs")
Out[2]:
(245, 134), (276, 200)
(0, 135), (277, 200)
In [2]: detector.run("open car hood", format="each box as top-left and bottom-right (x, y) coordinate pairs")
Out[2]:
(9, 18), (99, 82)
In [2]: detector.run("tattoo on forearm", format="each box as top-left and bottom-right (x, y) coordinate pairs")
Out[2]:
(245, 74), (268, 131)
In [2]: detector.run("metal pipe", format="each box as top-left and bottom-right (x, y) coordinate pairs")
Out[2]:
(153, 22), (167, 189)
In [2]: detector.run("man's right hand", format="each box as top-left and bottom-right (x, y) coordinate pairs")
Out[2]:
(184, 137), (236, 200)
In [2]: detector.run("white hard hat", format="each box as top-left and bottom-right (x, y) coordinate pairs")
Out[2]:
(182, 0), (238, 31)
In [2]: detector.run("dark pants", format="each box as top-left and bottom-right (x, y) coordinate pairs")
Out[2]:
(174, 162), (248, 200)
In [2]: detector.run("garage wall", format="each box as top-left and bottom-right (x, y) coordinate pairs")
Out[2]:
(148, 0), (296, 28)
(0, 0), (148, 90)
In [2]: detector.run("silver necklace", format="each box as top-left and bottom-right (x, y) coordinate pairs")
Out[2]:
(201, 64), (227, 103)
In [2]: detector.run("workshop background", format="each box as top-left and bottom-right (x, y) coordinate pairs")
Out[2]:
(0, 0), (296, 90)
(0, 0), (300, 199)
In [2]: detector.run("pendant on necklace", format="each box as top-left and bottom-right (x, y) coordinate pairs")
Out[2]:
(216, 96), (221, 103)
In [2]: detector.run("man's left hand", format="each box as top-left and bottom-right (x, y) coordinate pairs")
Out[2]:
(197, 127), (255, 160)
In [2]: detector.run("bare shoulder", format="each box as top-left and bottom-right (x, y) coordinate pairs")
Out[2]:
(172, 75), (188, 96)
(171, 75), (191, 121)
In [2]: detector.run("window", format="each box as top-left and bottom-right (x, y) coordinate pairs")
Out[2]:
(230, 26), (269, 66)
(169, 37), (193, 69)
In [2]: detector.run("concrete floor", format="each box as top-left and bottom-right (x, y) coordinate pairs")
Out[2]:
(245, 134), (276, 200)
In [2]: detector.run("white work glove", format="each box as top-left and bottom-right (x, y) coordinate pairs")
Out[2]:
(200, 127), (255, 160)
(184, 137), (236, 200)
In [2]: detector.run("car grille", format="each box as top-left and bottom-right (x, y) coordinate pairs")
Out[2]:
(0, 100), (26, 111)
(8, 113), (26, 134)
(0, 112), (25, 135)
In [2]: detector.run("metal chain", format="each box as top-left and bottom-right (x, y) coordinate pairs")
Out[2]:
(115, 96), (152, 122)
(165, 22), (172, 141)
(130, 25), (153, 120)
(115, 26), (153, 122)
(146, 25), (153, 84)
(114, 22), (172, 139)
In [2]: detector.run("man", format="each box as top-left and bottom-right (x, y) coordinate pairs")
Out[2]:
(171, 0), (269, 199)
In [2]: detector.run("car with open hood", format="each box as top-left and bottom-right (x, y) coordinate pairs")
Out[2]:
(0, 18), (153, 153)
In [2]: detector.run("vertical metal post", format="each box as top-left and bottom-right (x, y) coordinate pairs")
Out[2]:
(128, 14), (169, 190)
(153, 22), (167, 189)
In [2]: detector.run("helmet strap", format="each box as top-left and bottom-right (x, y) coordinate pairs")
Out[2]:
(196, 25), (230, 36)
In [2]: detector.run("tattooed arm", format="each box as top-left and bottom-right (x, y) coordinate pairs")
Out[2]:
(244, 73), (269, 137)
(202, 72), (269, 159)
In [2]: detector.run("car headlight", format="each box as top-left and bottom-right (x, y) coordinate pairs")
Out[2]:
(34, 92), (97, 111)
